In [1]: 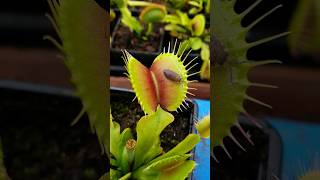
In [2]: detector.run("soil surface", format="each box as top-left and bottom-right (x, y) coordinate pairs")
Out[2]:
(112, 23), (163, 52)
(0, 88), (106, 180)
(211, 121), (271, 180)
(110, 90), (193, 152)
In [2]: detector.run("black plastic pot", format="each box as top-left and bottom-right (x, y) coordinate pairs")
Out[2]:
(212, 117), (282, 180)
(0, 81), (107, 179)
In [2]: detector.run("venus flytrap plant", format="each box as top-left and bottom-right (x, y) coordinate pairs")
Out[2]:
(110, 41), (201, 179)
(212, 0), (289, 161)
(124, 41), (199, 113)
(110, 107), (200, 179)
(46, 0), (201, 179)
(45, 0), (108, 153)
(111, 0), (167, 37)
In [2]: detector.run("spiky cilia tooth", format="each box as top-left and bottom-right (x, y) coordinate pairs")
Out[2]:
(247, 32), (290, 49)
(235, 122), (254, 146)
(242, 111), (263, 128)
(182, 49), (193, 63)
(240, 0), (262, 17)
(245, 4), (283, 31)
(229, 132), (246, 152)
(187, 62), (198, 71)
(245, 94), (272, 109)
(248, 82), (278, 89)
(172, 39), (178, 54)
(221, 142), (232, 159)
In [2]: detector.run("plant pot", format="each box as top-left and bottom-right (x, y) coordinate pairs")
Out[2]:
(0, 81), (107, 179)
(0, 81), (199, 179)
(110, 17), (168, 76)
(212, 117), (282, 180)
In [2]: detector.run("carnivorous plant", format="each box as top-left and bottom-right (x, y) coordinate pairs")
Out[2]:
(111, 0), (167, 37)
(212, 0), (289, 161)
(110, 107), (200, 179)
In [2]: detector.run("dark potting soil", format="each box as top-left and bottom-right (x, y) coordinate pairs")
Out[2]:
(112, 23), (163, 52)
(211, 122), (271, 180)
(110, 90), (192, 152)
(0, 87), (106, 180)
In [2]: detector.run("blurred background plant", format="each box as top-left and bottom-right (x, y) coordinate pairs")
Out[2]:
(110, 0), (210, 80)
(289, 0), (320, 63)
(111, 0), (167, 37)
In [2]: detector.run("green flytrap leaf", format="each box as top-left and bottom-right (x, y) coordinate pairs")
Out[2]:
(196, 115), (210, 139)
(212, 0), (288, 161)
(120, 7), (144, 36)
(110, 107), (200, 180)
(46, 0), (108, 153)
(191, 14), (205, 36)
(140, 4), (167, 24)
